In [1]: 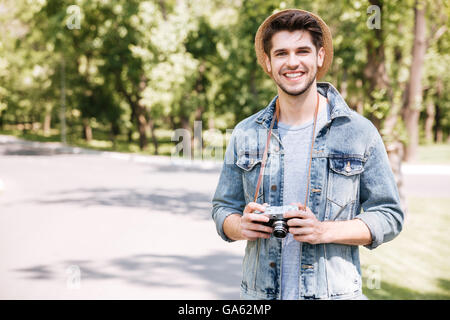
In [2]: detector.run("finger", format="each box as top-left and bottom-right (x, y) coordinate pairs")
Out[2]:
(243, 221), (273, 234)
(243, 202), (269, 214)
(289, 227), (313, 236)
(242, 229), (271, 240)
(293, 234), (318, 245)
(244, 212), (270, 223)
(287, 217), (311, 228)
(296, 203), (314, 216)
(284, 209), (311, 219)
(285, 207), (315, 219)
(284, 210), (301, 219)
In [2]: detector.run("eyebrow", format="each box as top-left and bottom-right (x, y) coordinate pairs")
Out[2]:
(272, 46), (313, 55)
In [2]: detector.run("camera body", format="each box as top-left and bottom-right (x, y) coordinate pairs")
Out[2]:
(256, 204), (298, 239)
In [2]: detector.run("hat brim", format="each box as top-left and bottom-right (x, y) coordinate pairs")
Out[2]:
(254, 9), (333, 81)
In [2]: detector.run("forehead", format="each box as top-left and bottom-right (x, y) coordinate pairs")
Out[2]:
(270, 30), (314, 53)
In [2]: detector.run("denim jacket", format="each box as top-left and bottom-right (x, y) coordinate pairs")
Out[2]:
(211, 82), (404, 300)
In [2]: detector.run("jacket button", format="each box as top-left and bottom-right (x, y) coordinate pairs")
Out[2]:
(345, 161), (352, 172)
(271, 185), (277, 191)
(269, 262), (276, 268)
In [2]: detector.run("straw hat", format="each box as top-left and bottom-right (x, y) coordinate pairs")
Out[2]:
(254, 9), (333, 80)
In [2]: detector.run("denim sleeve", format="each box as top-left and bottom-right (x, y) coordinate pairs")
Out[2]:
(211, 129), (246, 242)
(356, 129), (404, 250)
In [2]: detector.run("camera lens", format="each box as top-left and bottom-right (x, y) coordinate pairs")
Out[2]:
(272, 220), (288, 238)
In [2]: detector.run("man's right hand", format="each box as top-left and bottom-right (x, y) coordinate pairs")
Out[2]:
(240, 202), (274, 240)
(224, 202), (273, 241)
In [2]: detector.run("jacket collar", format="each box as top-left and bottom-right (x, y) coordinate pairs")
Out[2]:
(255, 82), (352, 128)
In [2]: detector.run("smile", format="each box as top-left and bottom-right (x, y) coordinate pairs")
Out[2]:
(283, 71), (305, 81)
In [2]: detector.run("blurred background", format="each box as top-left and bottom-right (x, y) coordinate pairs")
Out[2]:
(0, 0), (449, 300)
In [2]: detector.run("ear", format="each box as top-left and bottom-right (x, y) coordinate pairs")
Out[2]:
(264, 53), (272, 73)
(317, 47), (325, 68)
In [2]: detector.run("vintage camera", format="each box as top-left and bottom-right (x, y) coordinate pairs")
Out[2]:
(256, 205), (298, 239)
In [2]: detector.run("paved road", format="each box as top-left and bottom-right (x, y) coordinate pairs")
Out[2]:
(0, 135), (448, 299)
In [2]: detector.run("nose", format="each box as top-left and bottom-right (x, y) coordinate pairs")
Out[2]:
(287, 52), (299, 68)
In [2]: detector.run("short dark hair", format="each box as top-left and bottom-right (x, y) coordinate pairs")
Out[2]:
(262, 11), (323, 58)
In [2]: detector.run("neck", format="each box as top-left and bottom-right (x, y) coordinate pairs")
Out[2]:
(277, 82), (323, 126)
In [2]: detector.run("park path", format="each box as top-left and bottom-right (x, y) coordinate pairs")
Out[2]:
(0, 135), (448, 299)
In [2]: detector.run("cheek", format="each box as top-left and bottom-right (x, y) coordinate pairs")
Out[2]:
(271, 61), (282, 74)
(306, 56), (319, 68)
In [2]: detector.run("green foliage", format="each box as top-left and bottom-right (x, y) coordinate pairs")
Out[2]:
(0, 0), (449, 148)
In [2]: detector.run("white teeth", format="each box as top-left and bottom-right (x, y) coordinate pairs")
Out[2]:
(285, 72), (303, 78)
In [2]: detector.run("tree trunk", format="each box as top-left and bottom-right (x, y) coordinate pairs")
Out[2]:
(424, 99), (435, 144)
(436, 128), (443, 143)
(82, 118), (92, 142)
(403, 0), (427, 162)
(128, 106), (136, 143)
(116, 81), (148, 150)
(168, 115), (176, 131)
(43, 112), (51, 136)
(194, 105), (204, 160)
(158, 0), (168, 20)
(433, 77), (444, 143)
(136, 109), (147, 151)
(355, 79), (364, 114)
(147, 116), (159, 155)
(180, 113), (190, 132)
(0, 111), (4, 131)
(208, 117), (215, 130)
(109, 121), (120, 150)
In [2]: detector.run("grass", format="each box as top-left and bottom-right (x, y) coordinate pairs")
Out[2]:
(417, 144), (450, 164)
(0, 127), (176, 156)
(0, 126), (228, 161)
(3, 126), (449, 164)
(360, 197), (450, 299)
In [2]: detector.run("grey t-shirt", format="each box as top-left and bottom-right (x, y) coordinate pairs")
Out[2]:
(278, 100), (330, 300)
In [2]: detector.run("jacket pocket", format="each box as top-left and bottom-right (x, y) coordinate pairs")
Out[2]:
(325, 243), (361, 297)
(326, 156), (364, 220)
(329, 157), (364, 176)
(236, 153), (262, 171)
(236, 152), (263, 201)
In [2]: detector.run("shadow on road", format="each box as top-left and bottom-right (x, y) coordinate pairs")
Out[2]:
(26, 187), (213, 220)
(13, 251), (242, 299)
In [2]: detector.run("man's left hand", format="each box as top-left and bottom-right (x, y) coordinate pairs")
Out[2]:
(284, 203), (326, 244)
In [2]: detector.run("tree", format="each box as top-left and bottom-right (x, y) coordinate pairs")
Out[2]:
(402, 0), (427, 162)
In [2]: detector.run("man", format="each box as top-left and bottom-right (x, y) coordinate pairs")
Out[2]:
(211, 9), (404, 300)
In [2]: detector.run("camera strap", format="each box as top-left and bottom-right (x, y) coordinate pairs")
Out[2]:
(253, 92), (320, 211)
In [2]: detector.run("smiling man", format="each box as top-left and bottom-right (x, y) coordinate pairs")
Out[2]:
(211, 9), (404, 300)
